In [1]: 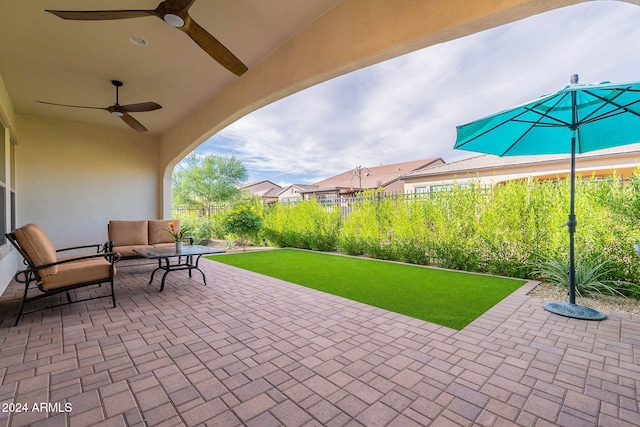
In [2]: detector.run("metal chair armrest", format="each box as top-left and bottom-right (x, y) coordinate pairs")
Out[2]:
(33, 251), (121, 272)
(56, 243), (104, 254)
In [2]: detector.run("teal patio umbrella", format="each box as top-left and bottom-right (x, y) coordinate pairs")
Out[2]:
(454, 75), (640, 320)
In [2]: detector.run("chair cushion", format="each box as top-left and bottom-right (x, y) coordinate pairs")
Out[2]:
(111, 244), (151, 258)
(109, 220), (148, 246)
(13, 224), (58, 277)
(149, 220), (180, 244)
(152, 242), (176, 250)
(41, 258), (114, 291)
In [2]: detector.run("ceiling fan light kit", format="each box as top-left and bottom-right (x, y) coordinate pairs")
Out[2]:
(163, 13), (185, 27)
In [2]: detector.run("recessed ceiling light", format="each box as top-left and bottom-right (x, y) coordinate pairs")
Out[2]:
(129, 36), (148, 46)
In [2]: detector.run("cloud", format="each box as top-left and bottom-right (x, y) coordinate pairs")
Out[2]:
(195, 1), (640, 184)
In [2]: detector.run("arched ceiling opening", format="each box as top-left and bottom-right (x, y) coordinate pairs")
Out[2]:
(159, 0), (607, 172)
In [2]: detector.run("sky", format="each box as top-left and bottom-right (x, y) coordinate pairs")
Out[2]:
(193, 1), (640, 186)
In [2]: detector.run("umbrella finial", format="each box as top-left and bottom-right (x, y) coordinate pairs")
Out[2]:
(570, 74), (579, 84)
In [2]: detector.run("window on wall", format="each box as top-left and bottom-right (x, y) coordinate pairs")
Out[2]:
(10, 138), (15, 233)
(0, 124), (5, 246)
(0, 121), (17, 252)
(0, 186), (5, 245)
(10, 191), (15, 233)
(414, 186), (428, 198)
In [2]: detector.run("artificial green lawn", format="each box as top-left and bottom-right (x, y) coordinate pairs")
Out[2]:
(208, 249), (525, 330)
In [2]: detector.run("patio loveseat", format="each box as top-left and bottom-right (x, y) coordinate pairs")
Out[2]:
(107, 220), (190, 259)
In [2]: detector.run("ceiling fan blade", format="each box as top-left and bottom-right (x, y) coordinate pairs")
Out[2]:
(181, 15), (248, 76)
(120, 113), (149, 132)
(40, 81), (158, 132)
(157, 0), (197, 13)
(45, 9), (154, 21)
(45, 1), (195, 23)
(37, 100), (105, 110)
(120, 102), (163, 113)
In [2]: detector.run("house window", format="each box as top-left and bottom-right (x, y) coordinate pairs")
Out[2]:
(10, 138), (16, 233)
(10, 191), (15, 233)
(0, 124), (6, 246)
(0, 186), (5, 245)
(430, 184), (454, 192)
(413, 186), (429, 198)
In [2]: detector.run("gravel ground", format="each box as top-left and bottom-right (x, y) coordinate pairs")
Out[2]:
(528, 282), (640, 316)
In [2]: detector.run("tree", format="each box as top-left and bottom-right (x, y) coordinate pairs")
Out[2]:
(173, 154), (248, 215)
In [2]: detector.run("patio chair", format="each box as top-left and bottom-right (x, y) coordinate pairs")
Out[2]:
(5, 224), (120, 326)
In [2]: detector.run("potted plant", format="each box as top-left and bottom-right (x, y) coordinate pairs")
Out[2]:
(159, 222), (192, 251)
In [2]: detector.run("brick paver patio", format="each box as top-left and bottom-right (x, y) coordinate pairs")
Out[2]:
(0, 253), (639, 426)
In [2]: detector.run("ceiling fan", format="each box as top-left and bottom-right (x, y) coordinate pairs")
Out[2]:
(37, 80), (162, 133)
(45, 0), (248, 76)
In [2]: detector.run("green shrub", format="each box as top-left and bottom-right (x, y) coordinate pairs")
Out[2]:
(208, 211), (230, 239)
(531, 253), (640, 298)
(176, 217), (216, 245)
(338, 192), (391, 258)
(263, 199), (341, 251)
(223, 201), (264, 249)
(260, 172), (640, 292)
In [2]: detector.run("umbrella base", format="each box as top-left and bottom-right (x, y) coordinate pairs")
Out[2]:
(543, 302), (606, 320)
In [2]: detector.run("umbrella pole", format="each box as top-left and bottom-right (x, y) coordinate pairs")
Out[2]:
(568, 136), (577, 305)
(543, 133), (606, 320)
(543, 134), (604, 319)
(542, 78), (604, 320)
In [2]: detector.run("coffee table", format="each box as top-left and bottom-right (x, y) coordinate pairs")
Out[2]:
(133, 245), (225, 291)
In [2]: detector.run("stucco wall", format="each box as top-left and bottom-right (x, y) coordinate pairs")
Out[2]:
(278, 186), (301, 202)
(15, 115), (160, 249)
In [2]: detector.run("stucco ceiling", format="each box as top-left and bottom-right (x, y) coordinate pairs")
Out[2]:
(0, 0), (342, 134)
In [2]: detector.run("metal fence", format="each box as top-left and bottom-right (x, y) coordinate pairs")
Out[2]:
(172, 204), (231, 218)
(172, 191), (443, 218)
(173, 178), (634, 219)
(278, 191), (435, 217)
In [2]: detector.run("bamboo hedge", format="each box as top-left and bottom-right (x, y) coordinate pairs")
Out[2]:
(260, 174), (640, 289)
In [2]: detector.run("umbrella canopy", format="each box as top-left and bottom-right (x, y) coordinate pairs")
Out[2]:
(455, 76), (640, 156)
(454, 75), (640, 320)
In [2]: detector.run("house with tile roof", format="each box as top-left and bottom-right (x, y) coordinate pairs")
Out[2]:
(277, 184), (320, 203)
(301, 158), (444, 199)
(239, 180), (283, 203)
(401, 143), (640, 194)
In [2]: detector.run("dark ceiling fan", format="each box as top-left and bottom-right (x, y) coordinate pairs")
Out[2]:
(38, 80), (162, 133)
(45, 0), (248, 76)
